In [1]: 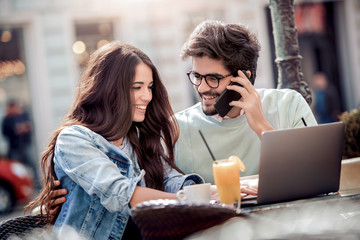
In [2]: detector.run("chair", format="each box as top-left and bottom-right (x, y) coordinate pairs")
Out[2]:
(0, 214), (49, 240)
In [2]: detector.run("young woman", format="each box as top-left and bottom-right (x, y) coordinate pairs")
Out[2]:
(26, 42), (204, 239)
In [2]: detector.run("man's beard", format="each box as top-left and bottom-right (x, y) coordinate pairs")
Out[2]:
(199, 91), (220, 116)
(201, 103), (218, 116)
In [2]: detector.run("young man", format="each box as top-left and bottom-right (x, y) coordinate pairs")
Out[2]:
(174, 20), (317, 183)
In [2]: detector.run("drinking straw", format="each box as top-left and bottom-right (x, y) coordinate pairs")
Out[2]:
(198, 130), (216, 161)
(301, 117), (307, 126)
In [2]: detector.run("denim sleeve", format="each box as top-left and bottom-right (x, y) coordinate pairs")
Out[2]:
(54, 127), (142, 215)
(163, 162), (205, 193)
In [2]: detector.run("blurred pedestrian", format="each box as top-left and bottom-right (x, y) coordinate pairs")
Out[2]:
(1, 99), (40, 188)
(312, 72), (341, 123)
(2, 100), (33, 164)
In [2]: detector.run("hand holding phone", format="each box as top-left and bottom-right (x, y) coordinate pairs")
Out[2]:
(214, 70), (252, 117)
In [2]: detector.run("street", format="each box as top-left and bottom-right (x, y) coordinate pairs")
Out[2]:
(0, 203), (28, 223)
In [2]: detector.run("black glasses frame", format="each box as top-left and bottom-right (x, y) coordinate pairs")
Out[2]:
(186, 71), (232, 89)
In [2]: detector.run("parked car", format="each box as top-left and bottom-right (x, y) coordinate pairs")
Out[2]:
(0, 157), (35, 214)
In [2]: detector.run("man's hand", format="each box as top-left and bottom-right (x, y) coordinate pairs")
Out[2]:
(210, 183), (257, 201)
(228, 70), (275, 138)
(240, 174), (258, 198)
(240, 184), (258, 198)
(48, 180), (67, 216)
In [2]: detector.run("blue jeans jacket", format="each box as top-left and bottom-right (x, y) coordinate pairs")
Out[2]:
(52, 125), (204, 239)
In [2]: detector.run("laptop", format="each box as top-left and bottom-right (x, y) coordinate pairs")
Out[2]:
(241, 121), (345, 207)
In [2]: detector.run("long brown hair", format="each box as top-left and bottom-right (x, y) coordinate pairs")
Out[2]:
(26, 42), (181, 222)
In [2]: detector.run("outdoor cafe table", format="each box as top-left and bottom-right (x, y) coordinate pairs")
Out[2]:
(131, 192), (360, 240)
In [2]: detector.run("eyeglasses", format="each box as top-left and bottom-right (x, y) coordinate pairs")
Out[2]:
(186, 71), (233, 89)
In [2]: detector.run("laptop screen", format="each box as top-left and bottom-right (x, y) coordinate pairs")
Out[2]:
(256, 122), (344, 205)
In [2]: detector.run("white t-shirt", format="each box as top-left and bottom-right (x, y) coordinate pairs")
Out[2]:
(175, 88), (318, 183)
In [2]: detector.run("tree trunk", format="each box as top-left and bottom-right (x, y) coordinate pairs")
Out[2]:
(269, 0), (312, 105)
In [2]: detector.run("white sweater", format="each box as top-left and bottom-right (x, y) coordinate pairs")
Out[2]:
(175, 88), (318, 183)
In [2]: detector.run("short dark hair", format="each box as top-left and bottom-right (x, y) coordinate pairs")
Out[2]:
(181, 20), (261, 83)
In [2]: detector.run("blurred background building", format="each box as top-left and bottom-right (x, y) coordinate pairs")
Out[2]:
(0, 0), (359, 178)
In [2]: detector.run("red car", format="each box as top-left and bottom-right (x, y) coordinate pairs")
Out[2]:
(0, 158), (35, 214)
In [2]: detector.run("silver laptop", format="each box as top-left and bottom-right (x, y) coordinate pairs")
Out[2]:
(242, 121), (345, 207)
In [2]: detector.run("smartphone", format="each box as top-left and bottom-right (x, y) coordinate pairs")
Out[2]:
(214, 70), (252, 117)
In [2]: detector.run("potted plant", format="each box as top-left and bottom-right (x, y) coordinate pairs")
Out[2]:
(339, 107), (360, 159)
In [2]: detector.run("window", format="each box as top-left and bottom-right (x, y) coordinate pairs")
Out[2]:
(72, 21), (114, 69)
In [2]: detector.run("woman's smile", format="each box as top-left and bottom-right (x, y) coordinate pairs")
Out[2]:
(134, 104), (147, 114)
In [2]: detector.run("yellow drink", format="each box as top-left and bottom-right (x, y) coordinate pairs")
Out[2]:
(213, 159), (241, 205)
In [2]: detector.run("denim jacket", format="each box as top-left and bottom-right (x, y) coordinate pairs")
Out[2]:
(52, 125), (204, 239)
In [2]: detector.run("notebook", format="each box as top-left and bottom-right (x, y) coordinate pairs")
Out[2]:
(241, 121), (345, 207)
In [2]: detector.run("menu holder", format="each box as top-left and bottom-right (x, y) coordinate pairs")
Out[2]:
(131, 199), (247, 240)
